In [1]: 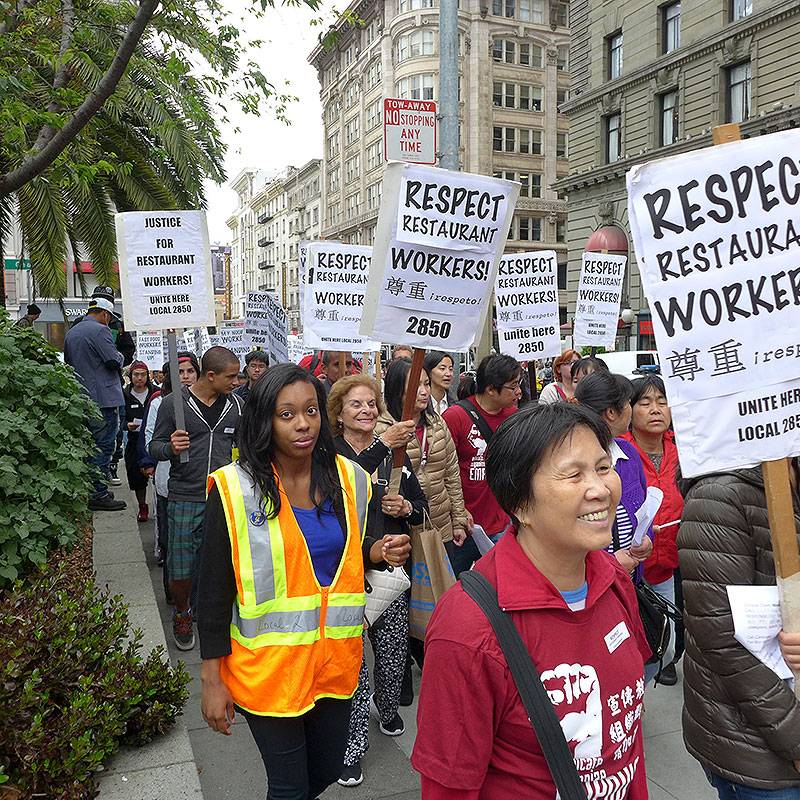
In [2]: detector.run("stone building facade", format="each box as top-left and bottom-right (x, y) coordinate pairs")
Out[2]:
(560, 0), (800, 349)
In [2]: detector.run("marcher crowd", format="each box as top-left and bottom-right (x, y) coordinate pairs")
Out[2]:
(52, 291), (800, 800)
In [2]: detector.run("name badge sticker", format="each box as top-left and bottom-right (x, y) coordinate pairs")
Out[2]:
(224, 427), (235, 434)
(604, 621), (630, 654)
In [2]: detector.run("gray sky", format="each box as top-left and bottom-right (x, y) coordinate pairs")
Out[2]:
(204, 1), (336, 243)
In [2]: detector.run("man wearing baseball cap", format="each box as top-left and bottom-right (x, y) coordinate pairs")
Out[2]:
(64, 294), (126, 511)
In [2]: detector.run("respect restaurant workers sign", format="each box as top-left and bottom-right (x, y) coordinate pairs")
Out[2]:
(245, 291), (289, 364)
(303, 242), (381, 352)
(494, 251), (561, 360)
(627, 129), (800, 476)
(115, 210), (216, 331)
(573, 252), (627, 349)
(361, 163), (519, 350)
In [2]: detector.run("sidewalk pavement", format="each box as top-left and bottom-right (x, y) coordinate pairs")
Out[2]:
(92, 481), (203, 800)
(134, 505), (716, 800)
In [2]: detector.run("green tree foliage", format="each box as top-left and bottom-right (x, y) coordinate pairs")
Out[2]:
(0, 0), (330, 300)
(0, 310), (97, 586)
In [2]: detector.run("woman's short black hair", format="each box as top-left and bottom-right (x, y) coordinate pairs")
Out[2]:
(570, 356), (609, 381)
(383, 357), (433, 425)
(630, 374), (667, 406)
(486, 403), (612, 522)
(574, 371), (633, 416)
(423, 350), (453, 374)
(475, 354), (520, 394)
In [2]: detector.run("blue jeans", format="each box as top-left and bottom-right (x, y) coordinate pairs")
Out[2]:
(644, 574), (677, 685)
(87, 406), (119, 499)
(705, 769), (800, 799)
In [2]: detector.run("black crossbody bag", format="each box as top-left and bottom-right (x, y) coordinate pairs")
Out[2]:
(455, 398), (495, 444)
(460, 571), (587, 800)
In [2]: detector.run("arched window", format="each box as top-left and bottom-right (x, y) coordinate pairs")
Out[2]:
(397, 29), (435, 61)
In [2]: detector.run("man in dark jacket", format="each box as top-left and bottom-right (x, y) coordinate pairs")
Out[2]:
(234, 350), (269, 402)
(150, 345), (242, 651)
(64, 296), (126, 511)
(680, 464), (800, 798)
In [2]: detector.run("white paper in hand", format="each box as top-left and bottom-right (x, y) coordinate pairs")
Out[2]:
(632, 487), (663, 546)
(471, 524), (495, 556)
(726, 585), (793, 681)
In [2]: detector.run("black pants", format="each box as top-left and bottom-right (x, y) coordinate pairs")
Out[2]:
(242, 698), (352, 800)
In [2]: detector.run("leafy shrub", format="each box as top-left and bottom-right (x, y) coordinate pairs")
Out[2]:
(0, 536), (190, 799)
(0, 310), (98, 587)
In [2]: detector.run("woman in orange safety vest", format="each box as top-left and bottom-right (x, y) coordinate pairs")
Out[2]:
(197, 363), (411, 799)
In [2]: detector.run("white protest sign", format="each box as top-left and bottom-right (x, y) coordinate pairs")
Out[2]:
(245, 291), (289, 363)
(199, 327), (220, 355)
(298, 240), (309, 314)
(627, 129), (800, 475)
(219, 319), (249, 368)
(573, 252), (627, 348)
(288, 334), (312, 364)
(135, 331), (164, 371)
(115, 210), (215, 332)
(384, 98), (437, 165)
(495, 251), (561, 361)
(304, 242), (381, 351)
(361, 162), (519, 350)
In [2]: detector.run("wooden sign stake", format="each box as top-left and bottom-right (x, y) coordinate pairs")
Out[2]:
(375, 350), (382, 394)
(712, 122), (800, 694)
(388, 347), (425, 493)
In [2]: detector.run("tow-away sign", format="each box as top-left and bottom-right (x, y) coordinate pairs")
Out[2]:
(383, 98), (437, 165)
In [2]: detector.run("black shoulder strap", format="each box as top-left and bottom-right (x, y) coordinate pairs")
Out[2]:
(455, 399), (495, 445)
(460, 571), (587, 800)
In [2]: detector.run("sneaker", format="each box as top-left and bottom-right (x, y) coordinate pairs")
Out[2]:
(89, 495), (127, 511)
(371, 694), (404, 736)
(137, 503), (149, 523)
(337, 763), (363, 787)
(656, 662), (678, 686)
(172, 610), (195, 651)
(108, 464), (122, 486)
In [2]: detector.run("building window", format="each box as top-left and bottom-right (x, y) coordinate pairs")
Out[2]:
(398, 29), (435, 61)
(366, 181), (382, 209)
(366, 139), (382, 171)
(556, 87), (568, 107)
(366, 99), (382, 130)
(557, 132), (568, 157)
(396, 73), (435, 100)
(343, 44), (356, 69)
(519, 173), (542, 198)
(328, 164), (340, 193)
(493, 81), (515, 108)
(731, 0), (752, 20)
(366, 59), (381, 90)
(493, 170), (516, 182)
(558, 261), (567, 290)
(606, 113), (621, 163)
(400, 0), (435, 10)
(344, 81), (359, 108)
(728, 61), (751, 123)
(492, 126), (515, 152)
(659, 90), (678, 145)
(519, 84), (543, 111)
(663, 2), (681, 54)
(326, 132), (340, 159)
(518, 0), (545, 22)
(344, 115), (360, 146)
(556, 220), (566, 242)
(520, 128), (542, 154)
(608, 32), (623, 79)
(364, 18), (379, 45)
(557, 45), (569, 71)
(518, 216), (542, 241)
(329, 202), (341, 225)
(555, 1), (568, 26)
(326, 98), (341, 125)
(492, 39), (516, 64)
(345, 192), (361, 217)
(345, 154), (359, 184)
(492, 0), (514, 18)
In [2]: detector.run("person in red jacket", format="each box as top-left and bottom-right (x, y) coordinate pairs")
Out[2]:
(622, 375), (684, 686)
(413, 402), (650, 799)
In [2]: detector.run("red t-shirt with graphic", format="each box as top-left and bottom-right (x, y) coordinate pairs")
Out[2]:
(412, 532), (651, 800)
(442, 397), (516, 535)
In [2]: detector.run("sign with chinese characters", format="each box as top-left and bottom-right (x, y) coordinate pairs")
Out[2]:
(361, 162), (519, 350)
(573, 252), (627, 349)
(244, 291), (288, 364)
(384, 98), (437, 165)
(495, 251), (561, 360)
(115, 210), (216, 332)
(218, 319), (249, 368)
(303, 242), (381, 351)
(627, 129), (800, 476)
(134, 331), (164, 371)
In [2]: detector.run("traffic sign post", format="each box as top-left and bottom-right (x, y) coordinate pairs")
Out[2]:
(383, 98), (437, 165)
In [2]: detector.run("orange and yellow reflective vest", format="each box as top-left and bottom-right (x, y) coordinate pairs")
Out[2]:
(207, 455), (370, 717)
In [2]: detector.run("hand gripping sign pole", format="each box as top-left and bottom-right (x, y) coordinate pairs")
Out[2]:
(711, 123), (800, 694)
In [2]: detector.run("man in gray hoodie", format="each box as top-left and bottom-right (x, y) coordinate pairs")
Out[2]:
(150, 346), (243, 650)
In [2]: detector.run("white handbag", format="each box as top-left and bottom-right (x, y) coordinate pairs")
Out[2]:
(364, 565), (411, 626)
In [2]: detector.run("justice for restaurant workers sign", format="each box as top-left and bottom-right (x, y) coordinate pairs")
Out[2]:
(115, 210), (215, 331)
(627, 129), (800, 476)
(303, 242), (381, 351)
(495, 251), (561, 360)
(135, 331), (164, 371)
(245, 291), (289, 364)
(361, 163), (518, 350)
(219, 319), (249, 368)
(573, 252), (627, 348)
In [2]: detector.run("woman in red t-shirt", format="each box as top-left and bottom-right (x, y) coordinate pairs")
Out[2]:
(412, 402), (650, 799)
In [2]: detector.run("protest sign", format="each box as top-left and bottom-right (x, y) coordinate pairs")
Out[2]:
(135, 331), (164, 371)
(303, 242), (381, 352)
(627, 127), (800, 476)
(245, 291), (289, 363)
(573, 252), (627, 349)
(495, 250), (561, 360)
(288, 334), (312, 364)
(361, 163), (518, 350)
(219, 319), (249, 368)
(115, 210), (215, 332)
(199, 327), (220, 355)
